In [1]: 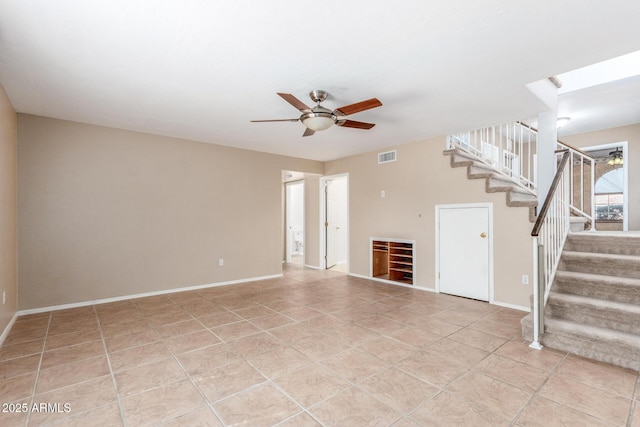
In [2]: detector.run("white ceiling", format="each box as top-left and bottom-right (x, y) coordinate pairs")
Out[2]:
(557, 74), (640, 138)
(1, 1), (640, 162)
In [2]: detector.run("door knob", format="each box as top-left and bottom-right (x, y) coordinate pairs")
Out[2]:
(480, 232), (487, 238)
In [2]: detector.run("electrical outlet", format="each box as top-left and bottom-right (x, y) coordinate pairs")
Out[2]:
(522, 274), (529, 285)
(218, 258), (224, 267)
(2, 291), (5, 305)
(380, 190), (385, 198)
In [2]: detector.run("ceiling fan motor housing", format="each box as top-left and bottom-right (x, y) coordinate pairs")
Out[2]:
(309, 90), (328, 104)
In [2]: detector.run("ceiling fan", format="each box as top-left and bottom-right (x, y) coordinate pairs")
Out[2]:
(251, 90), (382, 137)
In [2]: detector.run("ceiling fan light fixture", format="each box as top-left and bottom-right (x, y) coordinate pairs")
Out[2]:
(607, 148), (623, 166)
(301, 112), (335, 131)
(556, 117), (571, 128)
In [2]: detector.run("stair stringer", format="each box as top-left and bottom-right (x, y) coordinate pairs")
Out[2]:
(443, 148), (537, 222)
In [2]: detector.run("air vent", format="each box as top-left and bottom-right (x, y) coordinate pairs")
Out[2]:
(378, 150), (397, 164)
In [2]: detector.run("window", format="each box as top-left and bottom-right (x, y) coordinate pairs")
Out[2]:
(594, 193), (623, 220)
(594, 168), (624, 222)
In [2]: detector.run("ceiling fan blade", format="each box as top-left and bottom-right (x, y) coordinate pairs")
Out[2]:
(334, 98), (382, 116)
(250, 119), (300, 123)
(302, 128), (315, 137)
(277, 93), (312, 112)
(336, 119), (376, 129)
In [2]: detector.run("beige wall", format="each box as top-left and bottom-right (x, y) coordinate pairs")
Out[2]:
(20, 114), (637, 313)
(18, 115), (323, 310)
(325, 137), (533, 309)
(562, 124), (640, 230)
(0, 87), (18, 333)
(303, 175), (322, 268)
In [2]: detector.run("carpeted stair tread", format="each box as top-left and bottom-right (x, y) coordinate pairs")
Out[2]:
(546, 292), (640, 334)
(564, 233), (640, 256)
(467, 164), (496, 179)
(542, 318), (640, 371)
(559, 251), (640, 279)
(554, 270), (640, 299)
(561, 251), (640, 263)
(545, 317), (640, 344)
(507, 190), (538, 207)
(555, 270), (640, 287)
(556, 269), (640, 283)
(486, 175), (520, 192)
(548, 292), (640, 313)
(545, 291), (640, 333)
(449, 151), (483, 167)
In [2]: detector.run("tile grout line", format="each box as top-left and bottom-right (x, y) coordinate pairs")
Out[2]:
(95, 304), (129, 427)
(212, 309), (315, 425)
(23, 312), (52, 427)
(267, 321), (424, 424)
(266, 378), (327, 427)
(97, 297), (227, 425)
(627, 373), (639, 427)
(133, 295), (231, 423)
(508, 351), (570, 426)
(167, 304), (241, 426)
(169, 298), (305, 421)
(204, 295), (393, 424)
(159, 340), (228, 425)
(394, 337), (563, 426)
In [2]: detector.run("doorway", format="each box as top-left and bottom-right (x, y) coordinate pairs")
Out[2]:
(285, 180), (304, 265)
(321, 174), (348, 271)
(436, 203), (493, 302)
(583, 141), (628, 231)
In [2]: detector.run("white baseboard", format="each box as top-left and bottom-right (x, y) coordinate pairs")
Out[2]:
(303, 264), (322, 270)
(0, 313), (19, 347)
(348, 273), (528, 310)
(17, 273), (284, 316)
(348, 273), (436, 292)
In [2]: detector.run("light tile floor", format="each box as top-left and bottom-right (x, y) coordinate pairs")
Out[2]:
(0, 264), (638, 426)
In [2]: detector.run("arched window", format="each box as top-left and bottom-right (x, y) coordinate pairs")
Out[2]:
(594, 169), (624, 220)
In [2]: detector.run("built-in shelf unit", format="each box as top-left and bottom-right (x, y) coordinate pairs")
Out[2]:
(371, 238), (415, 285)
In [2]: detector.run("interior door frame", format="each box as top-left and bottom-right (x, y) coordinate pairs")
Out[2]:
(285, 180), (304, 264)
(320, 173), (349, 270)
(435, 202), (494, 303)
(583, 141), (628, 231)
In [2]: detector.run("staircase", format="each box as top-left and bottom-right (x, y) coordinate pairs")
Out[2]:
(522, 232), (640, 371)
(443, 147), (537, 219)
(445, 124), (634, 370)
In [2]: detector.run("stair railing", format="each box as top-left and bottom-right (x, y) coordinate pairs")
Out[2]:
(529, 150), (571, 349)
(556, 141), (596, 230)
(447, 118), (537, 195)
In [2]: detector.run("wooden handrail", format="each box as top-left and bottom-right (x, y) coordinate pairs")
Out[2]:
(556, 140), (594, 160)
(531, 150), (570, 237)
(515, 121), (594, 159)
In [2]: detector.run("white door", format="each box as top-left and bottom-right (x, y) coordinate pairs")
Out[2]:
(324, 176), (348, 270)
(438, 205), (491, 301)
